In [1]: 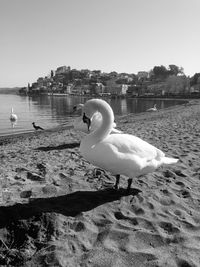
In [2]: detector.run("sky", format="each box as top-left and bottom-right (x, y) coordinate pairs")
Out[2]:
(0, 0), (200, 87)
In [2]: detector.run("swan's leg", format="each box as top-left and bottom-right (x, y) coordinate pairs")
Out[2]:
(115, 174), (120, 189)
(127, 178), (133, 191)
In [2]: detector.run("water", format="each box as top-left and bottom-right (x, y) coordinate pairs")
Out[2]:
(0, 94), (186, 136)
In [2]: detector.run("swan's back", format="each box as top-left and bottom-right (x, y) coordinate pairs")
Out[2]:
(81, 133), (170, 177)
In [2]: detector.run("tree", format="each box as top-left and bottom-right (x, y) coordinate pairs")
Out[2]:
(168, 65), (184, 76)
(165, 75), (189, 94)
(153, 65), (168, 79)
(190, 73), (200, 86)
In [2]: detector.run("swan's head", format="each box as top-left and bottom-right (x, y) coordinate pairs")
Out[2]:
(82, 99), (101, 132)
(73, 106), (77, 112)
(82, 98), (114, 133)
(73, 103), (84, 112)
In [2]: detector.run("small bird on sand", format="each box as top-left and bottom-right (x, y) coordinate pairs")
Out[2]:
(32, 122), (44, 130)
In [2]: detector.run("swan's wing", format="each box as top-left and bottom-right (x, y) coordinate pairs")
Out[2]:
(104, 134), (164, 160)
(110, 128), (122, 134)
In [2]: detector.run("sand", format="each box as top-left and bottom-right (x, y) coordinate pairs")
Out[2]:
(0, 99), (200, 267)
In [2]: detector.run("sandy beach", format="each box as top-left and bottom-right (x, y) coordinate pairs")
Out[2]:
(0, 99), (200, 267)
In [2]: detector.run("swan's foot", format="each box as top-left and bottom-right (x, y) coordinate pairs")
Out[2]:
(127, 178), (133, 192)
(114, 174), (120, 190)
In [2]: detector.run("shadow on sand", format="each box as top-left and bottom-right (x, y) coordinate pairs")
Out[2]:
(0, 188), (141, 227)
(35, 142), (80, 151)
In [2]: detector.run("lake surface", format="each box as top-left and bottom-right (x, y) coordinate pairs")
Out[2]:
(0, 94), (186, 136)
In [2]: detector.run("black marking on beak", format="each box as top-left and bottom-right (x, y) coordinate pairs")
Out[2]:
(72, 106), (77, 112)
(83, 113), (91, 131)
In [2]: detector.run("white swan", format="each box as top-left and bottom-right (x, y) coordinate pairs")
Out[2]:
(73, 103), (121, 134)
(147, 104), (157, 112)
(80, 99), (178, 191)
(9, 107), (18, 127)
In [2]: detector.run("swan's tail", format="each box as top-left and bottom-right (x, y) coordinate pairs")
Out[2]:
(161, 157), (179, 165)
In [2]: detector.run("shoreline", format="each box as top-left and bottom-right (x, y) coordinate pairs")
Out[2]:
(0, 98), (200, 266)
(0, 124), (74, 142)
(0, 97), (190, 141)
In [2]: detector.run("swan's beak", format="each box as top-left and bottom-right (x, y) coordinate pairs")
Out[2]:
(72, 106), (77, 113)
(83, 113), (91, 132)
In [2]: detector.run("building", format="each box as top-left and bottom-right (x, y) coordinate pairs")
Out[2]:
(94, 83), (105, 95)
(66, 84), (73, 94)
(104, 84), (128, 96)
(137, 71), (149, 80)
(37, 77), (44, 86)
(105, 78), (128, 95)
(126, 85), (141, 97)
(55, 66), (70, 75)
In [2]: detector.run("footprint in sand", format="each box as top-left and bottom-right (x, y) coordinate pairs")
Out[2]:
(114, 211), (138, 226)
(37, 163), (46, 176)
(131, 205), (145, 215)
(174, 169), (187, 177)
(163, 169), (177, 179)
(147, 201), (154, 210)
(180, 189), (191, 198)
(159, 221), (180, 235)
(175, 181), (185, 187)
(176, 258), (194, 267)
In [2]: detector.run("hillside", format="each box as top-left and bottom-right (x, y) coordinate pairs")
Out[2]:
(0, 87), (20, 94)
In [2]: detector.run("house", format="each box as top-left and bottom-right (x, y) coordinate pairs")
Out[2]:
(66, 84), (73, 94)
(94, 83), (105, 95)
(105, 78), (128, 95)
(190, 85), (200, 93)
(105, 84), (128, 96)
(146, 82), (166, 96)
(126, 85), (141, 97)
(137, 71), (149, 80)
(55, 66), (70, 75)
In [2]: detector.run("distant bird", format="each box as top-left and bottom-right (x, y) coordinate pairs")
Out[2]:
(32, 122), (44, 130)
(73, 104), (82, 113)
(73, 103), (121, 134)
(10, 107), (18, 128)
(80, 99), (178, 191)
(147, 104), (157, 112)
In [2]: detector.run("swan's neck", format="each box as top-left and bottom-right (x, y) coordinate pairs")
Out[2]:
(89, 101), (114, 142)
(11, 108), (13, 114)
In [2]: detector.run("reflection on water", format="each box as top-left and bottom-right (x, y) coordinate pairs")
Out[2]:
(0, 94), (186, 136)
(107, 97), (184, 116)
